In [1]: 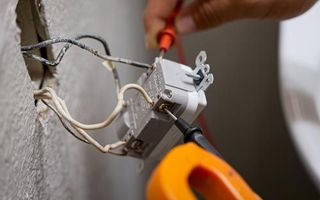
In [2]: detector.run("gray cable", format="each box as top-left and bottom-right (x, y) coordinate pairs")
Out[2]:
(23, 34), (121, 91)
(21, 37), (151, 69)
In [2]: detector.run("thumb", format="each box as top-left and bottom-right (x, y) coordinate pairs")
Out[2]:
(176, 0), (241, 34)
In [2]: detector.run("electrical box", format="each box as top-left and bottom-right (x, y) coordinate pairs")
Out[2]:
(114, 51), (214, 159)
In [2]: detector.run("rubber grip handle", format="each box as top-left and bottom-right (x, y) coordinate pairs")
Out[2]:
(175, 118), (222, 158)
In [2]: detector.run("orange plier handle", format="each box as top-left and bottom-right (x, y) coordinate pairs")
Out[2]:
(147, 143), (261, 200)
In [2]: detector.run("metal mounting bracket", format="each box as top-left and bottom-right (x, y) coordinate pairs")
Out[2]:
(193, 51), (214, 91)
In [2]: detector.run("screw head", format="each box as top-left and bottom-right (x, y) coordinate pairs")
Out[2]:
(163, 89), (172, 98)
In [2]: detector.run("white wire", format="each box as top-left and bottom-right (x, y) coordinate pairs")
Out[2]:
(32, 56), (154, 155)
(34, 84), (153, 130)
(58, 95), (126, 153)
(34, 83), (154, 155)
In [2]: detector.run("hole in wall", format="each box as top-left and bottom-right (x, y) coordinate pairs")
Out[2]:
(16, 0), (55, 91)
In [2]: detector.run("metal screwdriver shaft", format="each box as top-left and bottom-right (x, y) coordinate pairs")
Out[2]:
(164, 108), (177, 120)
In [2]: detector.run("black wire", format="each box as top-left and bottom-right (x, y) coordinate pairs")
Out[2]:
(35, 66), (48, 105)
(24, 35), (111, 66)
(41, 99), (90, 144)
(70, 35), (120, 88)
(76, 34), (111, 55)
(26, 35), (141, 153)
(22, 34), (122, 91)
(21, 36), (151, 69)
(34, 37), (49, 105)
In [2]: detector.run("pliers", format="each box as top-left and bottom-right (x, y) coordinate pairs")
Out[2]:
(146, 109), (261, 200)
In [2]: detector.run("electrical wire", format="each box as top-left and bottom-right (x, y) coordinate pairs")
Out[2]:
(22, 34), (121, 93)
(50, 34), (120, 91)
(23, 34), (121, 95)
(34, 84), (153, 130)
(24, 34), (154, 155)
(21, 37), (151, 69)
(39, 92), (126, 154)
(34, 83), (154, 155)
(70, 34), (121, 93)
(41, 99), (89, 144)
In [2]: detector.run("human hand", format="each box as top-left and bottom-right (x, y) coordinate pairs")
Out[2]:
(144, 0), (316, 48)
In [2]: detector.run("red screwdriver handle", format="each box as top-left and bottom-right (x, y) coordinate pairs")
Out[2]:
(158, 0), (183, 53)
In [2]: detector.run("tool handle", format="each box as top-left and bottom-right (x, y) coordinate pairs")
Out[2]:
(175, 118), (222, 157)
(158, 0), (183, 52)
(185, 132), (222, 158)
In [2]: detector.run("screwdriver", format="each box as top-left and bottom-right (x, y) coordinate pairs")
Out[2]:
(164, 108), (222, 157)
(158, 0), (183, 58)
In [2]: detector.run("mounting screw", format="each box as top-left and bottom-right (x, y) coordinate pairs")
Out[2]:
(158, 103), (171, 112)
(130, 140), (145, 153)
(163, 89), (172, 98)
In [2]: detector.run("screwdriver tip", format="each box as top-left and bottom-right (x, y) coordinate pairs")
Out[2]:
(159, 49), (165, 59)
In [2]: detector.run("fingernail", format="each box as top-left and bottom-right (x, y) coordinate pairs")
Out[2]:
(176, 16), (195, 34)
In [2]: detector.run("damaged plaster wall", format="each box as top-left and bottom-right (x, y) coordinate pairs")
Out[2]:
(0, 0), (153, 199)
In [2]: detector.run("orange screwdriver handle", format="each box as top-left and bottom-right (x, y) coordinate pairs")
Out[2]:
(158, 0), (183, 52)
(146, 143), (261, 200)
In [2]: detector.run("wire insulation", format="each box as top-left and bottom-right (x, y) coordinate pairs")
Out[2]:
(34, 84), (153, 130)
(34, 84), (154, 155)
(21, 37), (151, 69)
(23, 34), (122, 92)
(23, 34), (154, 155)
(41, 99), (90, 144)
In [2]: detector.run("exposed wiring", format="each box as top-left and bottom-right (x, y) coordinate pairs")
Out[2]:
(72, 34), (120, 94)
(22, 34), (154, 156)
(34, 34), (51, 105)
(34, 84), (154, 155)
(34, 84), (153, 130)
(25, 34), (121, 93)
(58, 34), (120, 92)
(21, 37), (151, 69)
(22, 34), (122, 94)
(41, 99), (89, 144)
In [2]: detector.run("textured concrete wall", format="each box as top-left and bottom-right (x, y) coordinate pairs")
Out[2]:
(0, 0), (153, 199)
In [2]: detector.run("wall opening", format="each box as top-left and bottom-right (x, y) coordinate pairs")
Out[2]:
(16, 0), (55, 92)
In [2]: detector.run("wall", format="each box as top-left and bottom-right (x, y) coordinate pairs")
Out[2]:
(0, 0), (153, 199)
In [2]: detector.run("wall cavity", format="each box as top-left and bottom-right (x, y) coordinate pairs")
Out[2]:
(16, 0), (55, 91)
